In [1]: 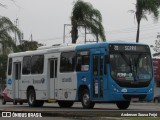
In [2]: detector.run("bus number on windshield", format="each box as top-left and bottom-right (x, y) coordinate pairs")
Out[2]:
(125, 46), (136, 51)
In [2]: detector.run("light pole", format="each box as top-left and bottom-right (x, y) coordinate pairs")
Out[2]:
(14, 18), (19, 45)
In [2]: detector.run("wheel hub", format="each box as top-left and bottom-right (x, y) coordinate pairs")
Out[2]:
(83, 93), (89, 105)
(29, 93), (34, 104)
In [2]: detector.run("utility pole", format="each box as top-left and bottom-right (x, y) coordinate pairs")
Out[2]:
(31, 34), (33, 42)
(14, 18), (19, 45)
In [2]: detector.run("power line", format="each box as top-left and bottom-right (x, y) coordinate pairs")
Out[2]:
(31, 22), (160, 44)
(107, 22), (160, 34)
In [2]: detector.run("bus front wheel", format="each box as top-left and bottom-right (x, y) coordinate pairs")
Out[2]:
(81, 89), (95, 109)
(116, 101), (130, 109)
(58, 101), (74, 108)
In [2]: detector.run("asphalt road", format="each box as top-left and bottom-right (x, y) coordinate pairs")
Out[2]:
(0, 101), (160, 119)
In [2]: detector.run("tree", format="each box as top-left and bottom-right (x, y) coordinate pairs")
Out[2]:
(71, 0), (106, 43)
(0, 0), (15, 8)
(17, 40), (43, 52)
(151, 33), (160, 57)
(130, 0), (160, 43)
(0, 16), (21, 54)
(0, 55), (7, 89)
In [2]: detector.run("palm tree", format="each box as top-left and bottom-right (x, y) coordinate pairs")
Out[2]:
(130, 0), (160, 43)
(17, 40), (43, 52)
(71, 0), (106, 43)
(0, 16), (21, 54)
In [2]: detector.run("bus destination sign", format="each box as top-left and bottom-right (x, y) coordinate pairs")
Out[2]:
(109, 44), (149, 52)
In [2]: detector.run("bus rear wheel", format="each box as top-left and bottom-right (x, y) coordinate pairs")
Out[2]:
(2, 97), (6, 105)
(19, 101), (23, 105)
(13, 99), (17, 105)
(116, 101), (130, 109)
(58, 101), (74, 108)
(36, 100), (44, 107)
(27, 89), (44, 107)
(81, 89), (95, 109)
(27, 89), (36, 107)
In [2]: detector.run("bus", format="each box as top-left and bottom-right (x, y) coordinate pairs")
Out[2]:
(152, 57), (160, 100)
(5, 42), (154, 109)
(153, 58), (160, 86)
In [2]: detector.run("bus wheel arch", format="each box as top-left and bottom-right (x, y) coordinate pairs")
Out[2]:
(27, 86), (35, 97)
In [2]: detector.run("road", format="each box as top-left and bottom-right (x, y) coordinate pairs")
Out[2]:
(0, 101), (160, 117)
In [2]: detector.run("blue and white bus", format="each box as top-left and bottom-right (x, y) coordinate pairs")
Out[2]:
(6, 42), (154, 109)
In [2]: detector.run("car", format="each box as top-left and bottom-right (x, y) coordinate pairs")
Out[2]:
(1, 88), (13, 105)
(154, 95), (160, 103)
(1, 88), (24, 105)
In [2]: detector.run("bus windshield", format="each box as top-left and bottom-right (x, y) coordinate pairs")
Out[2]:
(110, 53), (152, 82)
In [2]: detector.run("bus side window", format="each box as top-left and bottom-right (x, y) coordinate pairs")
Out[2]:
(31, 55), (44, 74)
(93, 56), (98, 75)
(22, 56), (31, 75)
(8, 58), (12, 75)
(76, 51), (90, 72)
(105, 55), (109, 64)
(76, 57), (82, 71)
(60, 51), (75, 72)
(104, 55), (109, 75)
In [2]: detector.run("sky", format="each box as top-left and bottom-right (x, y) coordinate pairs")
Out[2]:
(0, 0), (160, 53)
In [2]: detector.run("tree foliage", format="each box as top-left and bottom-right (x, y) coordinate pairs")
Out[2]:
(0, 16), (21, 54)
(0, 55), (7, 85)
(17, 40), (43, 52)
(130, 0), (160, 42)
(71, 0), (106, 43)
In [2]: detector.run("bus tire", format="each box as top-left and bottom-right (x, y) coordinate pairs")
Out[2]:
(27, 89), (36, 107)
(19, 101), (23, 105)
(36, 100), (44, 107)
(13, 99), (17, 105)
(58, 101), (74, 108)
(116, 101), (130, 109)
(81, 89), (95, 109)
(2, 97), (6, 105)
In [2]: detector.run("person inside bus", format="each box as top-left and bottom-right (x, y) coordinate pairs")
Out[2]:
(137, 62), (150, 80)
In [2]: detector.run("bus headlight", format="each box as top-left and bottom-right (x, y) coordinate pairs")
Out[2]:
(149, 88), (153, 93)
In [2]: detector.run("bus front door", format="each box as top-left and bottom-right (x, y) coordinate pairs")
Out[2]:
(14, 62), (21, 99)
(92, 55), (104, 98)
(49, 58), (57, 99)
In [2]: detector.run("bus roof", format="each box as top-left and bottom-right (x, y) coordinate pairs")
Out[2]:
(8, 44), (76, 58)
(8, 42), (149, 58)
